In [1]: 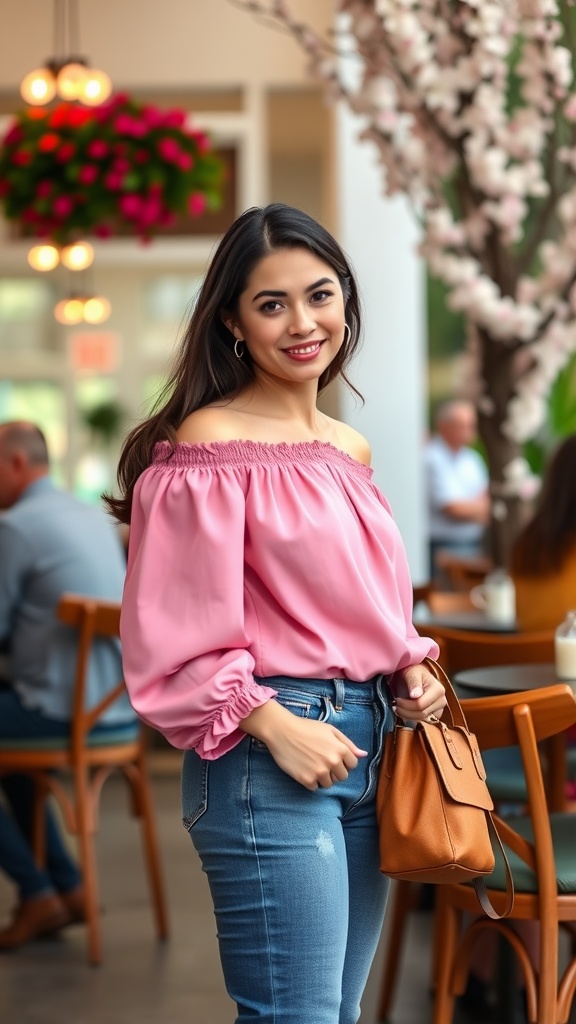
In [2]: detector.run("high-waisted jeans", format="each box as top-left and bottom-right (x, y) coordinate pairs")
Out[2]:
(182, 674), (394, 1024)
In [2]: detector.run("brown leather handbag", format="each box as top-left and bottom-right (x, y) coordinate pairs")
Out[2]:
(376, 658), (514, 919)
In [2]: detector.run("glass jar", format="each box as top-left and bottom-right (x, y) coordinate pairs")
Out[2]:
(555, 610), (576, 681)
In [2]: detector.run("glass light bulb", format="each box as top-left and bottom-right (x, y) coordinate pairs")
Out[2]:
(27, 244), (60, 272)
(82, 296), (111, 324)
(20, 67), (57, 106)
(80, 69), (112, 106)
(54, 297), (84, 325)
(60, 241), (94, 271)
(56, 61), (89, 102)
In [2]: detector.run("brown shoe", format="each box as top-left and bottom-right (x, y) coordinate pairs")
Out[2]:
(60, 885), (86, 924)
(0, 894), (71, 950)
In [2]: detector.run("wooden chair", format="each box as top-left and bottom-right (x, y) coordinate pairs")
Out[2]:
(424, 626), (555, 678)
(377, 627), (556, 1021)
(0, 594), (169, 965)
(434, 552), (493, 592)
(433, 685), (576, 1024)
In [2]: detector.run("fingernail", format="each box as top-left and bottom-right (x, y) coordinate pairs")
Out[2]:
(356, 748), (368, 756)
(410, 686), (424, 698)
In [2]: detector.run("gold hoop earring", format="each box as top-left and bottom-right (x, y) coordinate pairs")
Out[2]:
(343, 323), (351, 344)
(234, 338), (245, 359)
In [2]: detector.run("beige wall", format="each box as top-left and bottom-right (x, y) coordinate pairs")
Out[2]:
(0, 0), (333, 92)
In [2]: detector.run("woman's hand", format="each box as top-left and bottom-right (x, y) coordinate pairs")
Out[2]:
(240, 700), (367, 791)
(392, 663), (447, 723)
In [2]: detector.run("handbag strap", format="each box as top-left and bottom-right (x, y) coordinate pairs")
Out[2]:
(425, 657), (515, 919)
(474, 814), (515, 919)
(423, 656), (469, 730)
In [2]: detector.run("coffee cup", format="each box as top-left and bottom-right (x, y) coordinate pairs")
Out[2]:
(470, 571), (516, 624)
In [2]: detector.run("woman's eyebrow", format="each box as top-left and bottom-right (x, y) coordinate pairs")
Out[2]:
(251, 277), (334, 303)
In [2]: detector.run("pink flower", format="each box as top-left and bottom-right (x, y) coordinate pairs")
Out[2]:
(163, 109), (186, 129)
(112, 157), (131, 174)
(135, 148), (150, 164)
(142, 106), (162, 129)
(158, 137), (180, 162)
(188, 192), (207, 216)
(53, 195), (74, 218)
(78, 165), (98, 185)
(104, 172), (124, 190)
(177, 152), (193, 171)
(119, 193), (143, 218)
(87, 139), (109, 159)
(94, 223), (113, 238)
(36, 180), (53, 198)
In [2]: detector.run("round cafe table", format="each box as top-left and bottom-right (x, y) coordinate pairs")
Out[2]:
(412, 602), (517, 634)
(453, 661), (576, 814)
(453, 662), (564, 695)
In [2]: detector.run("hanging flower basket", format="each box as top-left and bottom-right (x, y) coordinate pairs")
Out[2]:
(0, 93), (225, 244)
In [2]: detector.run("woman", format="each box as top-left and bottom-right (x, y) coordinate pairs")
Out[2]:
(111, 204), (445, 1024)
(510, 434), (576, 631)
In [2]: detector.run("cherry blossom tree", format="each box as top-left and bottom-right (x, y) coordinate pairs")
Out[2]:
(233, 0), (576, 564)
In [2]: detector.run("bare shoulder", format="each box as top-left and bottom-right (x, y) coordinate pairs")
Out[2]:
(176, 406), (243, 444)
(329, 419), (372, 466)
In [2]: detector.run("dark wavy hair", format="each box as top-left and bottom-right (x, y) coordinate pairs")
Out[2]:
(510, 434), (576, 575)
(106, 203), (363, 524)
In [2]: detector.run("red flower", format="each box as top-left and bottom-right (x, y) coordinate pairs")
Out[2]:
(158, 137), (180, 162)
(56, 142), (76, 163)
(94, 223), (112, 238)
(104, 172), (124, 190)
(38, 133), (61, 153)
(12, 149), (32, 166)
(26, 108), (47, 121)
(163, 109), (186, 129)
(177, 153), (193, 171)
(78, 164), (98, 185)
(36, 180), (53, 198)
(4, 124), (23, 145)
(119, 193), (143, 218)
(87, 139), (109, 160)
(188, 192), (207, 216)
(53, 195), (74, 218)
(48, 106), (72, 129)
(135, 148), (150, 164)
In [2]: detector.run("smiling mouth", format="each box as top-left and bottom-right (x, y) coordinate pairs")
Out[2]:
(283, 341), (323, 355)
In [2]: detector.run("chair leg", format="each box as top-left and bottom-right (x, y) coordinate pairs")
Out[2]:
(133, 761), (169, 940)
(74, 769), (102, 966)
(377, 881), (419, 1021)
(432, 890), (460, 1024)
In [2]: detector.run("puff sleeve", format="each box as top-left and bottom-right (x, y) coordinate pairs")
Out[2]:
(120, 457), (277, 759)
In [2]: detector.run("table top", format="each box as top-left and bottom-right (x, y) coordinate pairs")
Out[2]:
(453, 662), (575, 694)
(413, 602), (518, 634)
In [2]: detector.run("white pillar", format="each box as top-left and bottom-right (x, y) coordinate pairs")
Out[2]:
(335, 104), (428, 583)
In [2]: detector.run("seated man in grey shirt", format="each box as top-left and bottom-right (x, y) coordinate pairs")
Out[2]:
(0, 420), (135, 949)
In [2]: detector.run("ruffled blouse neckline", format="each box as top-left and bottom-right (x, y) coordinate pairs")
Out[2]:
(152, 439), (373, 479)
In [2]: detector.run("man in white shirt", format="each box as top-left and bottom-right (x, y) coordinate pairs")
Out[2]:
(424, 400), (490, 579)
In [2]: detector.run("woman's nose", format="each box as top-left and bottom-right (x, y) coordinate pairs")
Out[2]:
(287, 305), (315, 335)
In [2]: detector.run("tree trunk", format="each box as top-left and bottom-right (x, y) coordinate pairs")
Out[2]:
(476, 327), (524, 569)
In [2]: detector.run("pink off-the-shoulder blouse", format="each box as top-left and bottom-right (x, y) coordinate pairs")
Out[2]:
(120, 440), (438, 758)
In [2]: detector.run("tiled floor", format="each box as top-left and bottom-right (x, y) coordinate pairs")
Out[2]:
(0, 763), (570, 1024)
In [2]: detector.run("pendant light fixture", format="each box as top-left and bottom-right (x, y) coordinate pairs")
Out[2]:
(20, 0), (112, 107)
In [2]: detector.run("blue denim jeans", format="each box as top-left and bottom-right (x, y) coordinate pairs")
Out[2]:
(182, 675), (393, 1024)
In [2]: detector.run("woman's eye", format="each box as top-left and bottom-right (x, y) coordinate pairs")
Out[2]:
(260, 300), (283, 313)
(311, 290), (332, 303)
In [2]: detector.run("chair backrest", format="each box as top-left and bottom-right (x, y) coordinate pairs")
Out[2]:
(57, 593), (126, 742)
(412, 583), (433, 607)
(434, 552), (493, 591)
(426, 625), (555, 676)
(462, 685), (576, 898)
